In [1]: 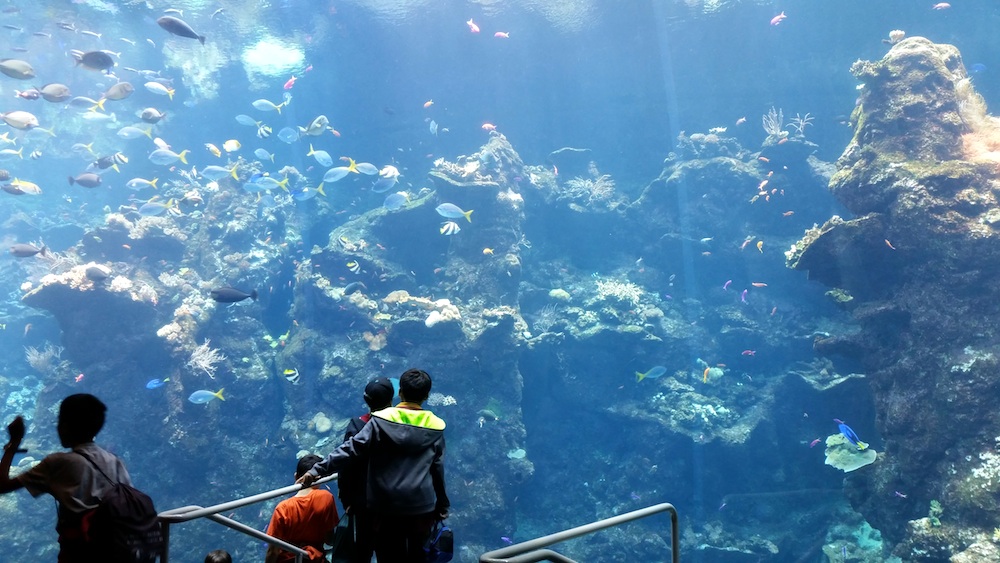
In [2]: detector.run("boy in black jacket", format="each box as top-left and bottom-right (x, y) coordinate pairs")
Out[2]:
(300, 369), (449, 562)
(338, 377), (394, 563)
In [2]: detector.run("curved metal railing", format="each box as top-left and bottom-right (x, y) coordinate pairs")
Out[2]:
(157, 473), (339, 563)
(479, 502), (679, 563)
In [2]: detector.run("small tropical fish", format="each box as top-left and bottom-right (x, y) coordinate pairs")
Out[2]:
(466, 18), (480, 33)
(323, 161), (359, 183)
(740, 289), (748, 303)
(148, 148), (189, 165)
(429, 120), (438, 136)
(257, 124), (272, 138)
(482, 248), (494, 255)
(836, 420), (869, 451)
(307, 144), (332, 167)
(722, 280), (732, 291)
(284, 368), (300, 384)
(144, 81), (175, 99)
(809, 438), (821, 448)
(703, 367), (710, 383)
(636, 366), (667, 382)
(383, 191), (408, 211)
(189, 389), (225, 404)
(252, 98), (285, 113)
(10, 243), (45, 257)
(751, 282), (767, 288)
(423, 100), (434, 108)
(146, 378), (169, 389)
(222, 139), (241, 152)
(355, 162), (379, 175)
(205, 143), (221, 157)
(770, 11), (787, 25)
(254, 148), (274, 162)
(436, 203), (473, 222)
(494, 32), (509, 39)
(347, 261), (361, 274)
(741, 350), (755, 356)
(283, 75), (297, 90)
(126, 177), (159, 190)
(28, 149), (40, 159)
(211, 287), (258, 303)
(440, 221), (461, 235)
(201, 164), (240, 180)
(235, 114), (258, 127)
(157, 15), (206, 44)
(932, 2), (950, 9)
(756, 240), (764, 253)
(482, 123), (497, 131)
(138, 198), (175, 216)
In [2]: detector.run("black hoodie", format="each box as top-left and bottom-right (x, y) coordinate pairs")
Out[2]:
(310, 405), (449, 516)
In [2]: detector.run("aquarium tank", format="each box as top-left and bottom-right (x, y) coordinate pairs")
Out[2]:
(3, 0), (1000, 561)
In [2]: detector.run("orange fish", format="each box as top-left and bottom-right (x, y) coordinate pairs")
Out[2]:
(703, 367), (710, 383)
(481, 123), (496, 131)
(782, 210), (794, 217)
(423, 100), (434, 108)
(758, 179), (769, 190)
(885, 239), (896, 250)
(756, 240), (764, 253)
(758, 156), (769, 162)
(751, 282), (767, 287)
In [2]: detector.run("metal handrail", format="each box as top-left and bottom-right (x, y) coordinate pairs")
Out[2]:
(480, 502), (679, 563)
(157, 473), (339, 563)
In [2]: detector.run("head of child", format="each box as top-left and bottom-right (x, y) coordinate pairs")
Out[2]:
(204, 549), (231, 563)
(56, 394), (106, 448)
(363, 377), (394, 411)
(296, 454), (323, 481)
(398, 368), (432, 405)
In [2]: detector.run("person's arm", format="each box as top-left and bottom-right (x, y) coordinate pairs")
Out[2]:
(297, 421), (373, 487)
(0, 416), (26, 494)
(431, 436), (449, 518)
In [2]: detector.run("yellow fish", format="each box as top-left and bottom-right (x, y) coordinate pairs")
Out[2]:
(756, 240), (764, 253)
(703, 367), (710, 383)
(482, 247), (494, 255)
(204, 143), (221, 158)
(223, 139), (241, 152)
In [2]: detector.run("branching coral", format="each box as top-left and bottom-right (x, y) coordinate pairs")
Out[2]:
(187, 339), (227, 379)
(762, 106), (787, 138)
(595, 279), (643, 306)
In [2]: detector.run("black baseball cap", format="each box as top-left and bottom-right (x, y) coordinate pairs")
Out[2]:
(364, 377), (394, 409)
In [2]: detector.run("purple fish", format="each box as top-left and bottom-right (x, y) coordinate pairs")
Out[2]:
(740, 289), (748, 303)
(723, 279), (732, 291)
(630, 491), (641, 501)
(500, 536), (513, 545)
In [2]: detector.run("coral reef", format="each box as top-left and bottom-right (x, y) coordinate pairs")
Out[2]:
(788, 37), (1000, 557)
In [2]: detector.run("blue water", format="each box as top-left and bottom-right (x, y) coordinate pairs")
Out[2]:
(1, 1), (997, 561)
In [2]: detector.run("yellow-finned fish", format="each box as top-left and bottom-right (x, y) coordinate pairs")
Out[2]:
(347, 261), (361, 274)
(204, 143), (221, 157)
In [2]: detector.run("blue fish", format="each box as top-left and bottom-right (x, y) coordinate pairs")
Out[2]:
(635, 365), (667, 382)
(836, 420), (869, 451)
(436, 203), (473, 222)
(145, 378), (169, 389)
(189, 388), (225, 404)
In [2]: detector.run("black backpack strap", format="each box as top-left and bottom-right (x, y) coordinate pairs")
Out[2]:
(74, 449), (118, 485)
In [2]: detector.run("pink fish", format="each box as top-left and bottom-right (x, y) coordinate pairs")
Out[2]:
(740, 289), (748, 303)
(466, 18), (480, 33)
(932, 2), (950, 9)
(723, 279), (732, 291)
(741, 349), (756, 356)
(809, 438), (821, 448)
(494, 31), (509, 39)
(283, 75), (297, 90)
(770, 11), (787, 25)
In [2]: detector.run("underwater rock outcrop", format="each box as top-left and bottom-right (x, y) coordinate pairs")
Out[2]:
(788, 36), (1000, 556)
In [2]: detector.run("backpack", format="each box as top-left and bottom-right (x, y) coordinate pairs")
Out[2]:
(77, 450), (164, 563)
(424, 520), (453, 563)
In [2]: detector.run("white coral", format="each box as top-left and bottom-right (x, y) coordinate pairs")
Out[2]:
(595, 280), (643, 306)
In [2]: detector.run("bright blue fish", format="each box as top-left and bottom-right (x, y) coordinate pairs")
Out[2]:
(836, 420), (869, 451)
(146, 378), (169, 389)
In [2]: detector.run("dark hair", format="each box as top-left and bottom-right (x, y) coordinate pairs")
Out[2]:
(399, 369), (432, 404)
(296, 454), (323, 479)
(58, 394), (106, 443)
(204, 549), (232, 563)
